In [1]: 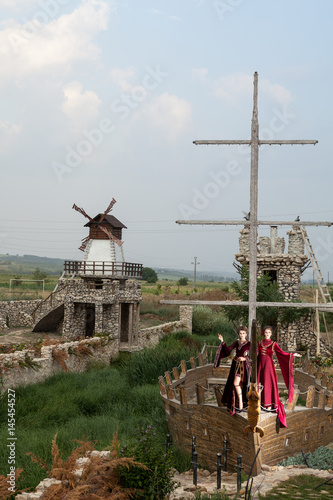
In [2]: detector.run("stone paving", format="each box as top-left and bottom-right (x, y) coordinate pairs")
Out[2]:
(169, 465), (333, 499)
(15, 464), (333, 499)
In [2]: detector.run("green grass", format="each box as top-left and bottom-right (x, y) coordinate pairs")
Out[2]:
(258, 474), (333, 500)
(0, 335), (197, 493)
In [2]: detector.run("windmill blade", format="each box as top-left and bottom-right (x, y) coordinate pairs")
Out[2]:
(99, 225), (124, 247)
(99, 198), (116, 222)
(72, 203), (94, 222)
(78, 235), (91, 252)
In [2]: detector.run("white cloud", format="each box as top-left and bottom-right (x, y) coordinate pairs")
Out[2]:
(109, 67), (135, 92)
(212, 72), (253, 105)
(61, 81), (102, 131)
(194, 70), (293, 107)
(0, 0), (111, 87)
(191, 67), (208, 84)
(260, 79), (293, 106)
(147, 9), (181, 21)
(145, 93), (192, 142)
(0, 120), (21, 151)
(0, 0), (38, 9)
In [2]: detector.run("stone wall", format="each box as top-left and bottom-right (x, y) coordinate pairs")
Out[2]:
(0, 335), (118, 393)
(0, 299), (40, 331)
(138, 306), (193, 348)
(279, 316), (331, 356)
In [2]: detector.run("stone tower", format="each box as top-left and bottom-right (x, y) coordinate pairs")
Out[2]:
(235, 225), (313, 350)
(235, 225), (308, 301)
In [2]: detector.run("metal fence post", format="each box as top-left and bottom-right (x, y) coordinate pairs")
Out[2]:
(236, 454), (243, 492)
(192, 451), (198, 486)
(216, 452), (222, 490)
(222, 436), (230, 471)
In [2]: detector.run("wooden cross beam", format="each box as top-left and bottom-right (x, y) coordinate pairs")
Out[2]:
(160, 299), (333, 312)
(176, 220), (332, 226)
(178, 72), (321, 337)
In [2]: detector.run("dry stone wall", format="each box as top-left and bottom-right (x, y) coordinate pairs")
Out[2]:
(0, 300), (40, 331)
(138, 306), (193, 348)
(0, 335), (118, 393)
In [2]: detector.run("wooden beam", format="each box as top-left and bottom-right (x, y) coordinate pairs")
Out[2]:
(176, 220), (332, 226)
(160, 299), (333, 311)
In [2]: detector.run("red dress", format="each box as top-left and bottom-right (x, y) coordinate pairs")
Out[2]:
(214, 340), (251, 415)
(257, 340), (295, 428)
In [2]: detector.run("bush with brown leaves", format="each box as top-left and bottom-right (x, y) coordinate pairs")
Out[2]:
(28, 433), (148, 500)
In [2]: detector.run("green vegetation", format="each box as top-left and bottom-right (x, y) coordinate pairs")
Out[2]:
(142, 267), (158, 283)
(0, 333), (198, 495)
(258, 474), (333, 500)
(118, 424), (178, 499)
(177, 277), (189, 286)
(0, 254), (63, 275)
(192, 305), (235, 342)
(223, 266), (310, 332)
(278, 446), (333, 470)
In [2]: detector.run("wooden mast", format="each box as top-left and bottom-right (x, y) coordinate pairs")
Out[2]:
(180, 72), (320, 339)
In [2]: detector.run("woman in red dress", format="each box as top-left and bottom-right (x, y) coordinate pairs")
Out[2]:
(214, 326), (251, 415)
(257, 325), (301, 427)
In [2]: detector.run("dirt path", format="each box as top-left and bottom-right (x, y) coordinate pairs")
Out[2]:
(0, 327), (63, 346)
(0, 315), (165, 347)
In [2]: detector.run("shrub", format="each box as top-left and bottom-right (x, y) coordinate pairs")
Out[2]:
(192, 306), (235, 341)
(118, 424), (178, 499)
(278, 446), (333, 470)
(123, 337), (199, 386)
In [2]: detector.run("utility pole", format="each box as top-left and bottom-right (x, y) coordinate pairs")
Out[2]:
(191, 257), (200, 291)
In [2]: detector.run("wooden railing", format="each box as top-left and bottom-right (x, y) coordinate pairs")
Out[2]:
(64, 261), (143, 278)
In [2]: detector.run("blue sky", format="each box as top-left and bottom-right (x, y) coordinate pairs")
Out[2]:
(0, 0), (332, 281)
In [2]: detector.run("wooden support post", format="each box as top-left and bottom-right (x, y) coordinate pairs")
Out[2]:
(198, 353), (204, 367)
(196, 383), (205, 404)
(315, 289), (320, 355)
(303, 359), (311, 373)
(166, 385), (175, 400)
(318, 389), (327, 409)
(286, 388), (300, 411)
(327, 394), (333, 408)
(158, 376), (166, 395)
(327, 378), (333, 391)
(306, 386), (316, 408)
(252, 433), (262, 476)
(214, 385), (223, 407)
(308, 363), (315, 376)
(165, 371), (172, 385)
(179, 386), (187, 405)
(173, 367), (179, 380)
(315, 366), (323, 380)
(321, 374), (328, 387)
(180, 360), (187, 377)
(190, 357), (196, 369)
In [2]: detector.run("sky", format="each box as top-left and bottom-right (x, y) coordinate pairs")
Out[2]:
(0, 0), (332, 281)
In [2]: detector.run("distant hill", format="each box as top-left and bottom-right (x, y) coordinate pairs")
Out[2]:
(154, 267), (238, 282)
(0, 254), (238, 281)
(0, 254), (64, 275)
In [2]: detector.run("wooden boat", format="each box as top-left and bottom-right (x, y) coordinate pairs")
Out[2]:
(159, 347), (333, 475)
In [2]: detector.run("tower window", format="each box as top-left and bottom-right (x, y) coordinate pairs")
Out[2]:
(264, 270), (277, 283)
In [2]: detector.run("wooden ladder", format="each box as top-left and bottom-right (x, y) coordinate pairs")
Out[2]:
(299, 226), (332, 304)
(299, 225), (332, 347)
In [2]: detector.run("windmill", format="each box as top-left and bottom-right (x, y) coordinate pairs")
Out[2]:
(72, 199), (126, 266)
